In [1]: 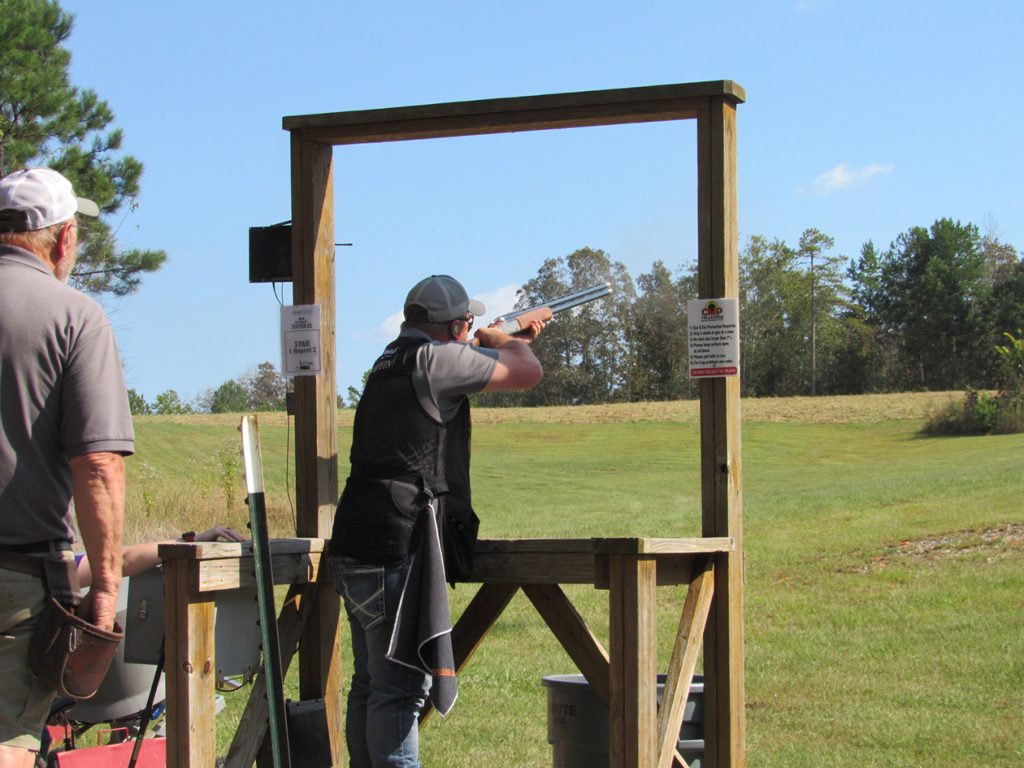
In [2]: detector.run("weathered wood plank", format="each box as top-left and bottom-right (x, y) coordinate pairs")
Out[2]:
(593, 537), (734, 555)
(195, 551), (321, 593)
(474, 538), (598, 553)
(523, 584), (610, 706)
(290, 135), (345, 768)
(164, 559), (216, 768)
(697, 95), (745, 768)
(283, 82), (745, 145)
(657, 557), (715, 768)
(158, 538), (324, 561)
(608, 556), (658, 768)
(290, 137), (338, 537)
(468, 551), (596, 584)
(468, 538), (732, 585)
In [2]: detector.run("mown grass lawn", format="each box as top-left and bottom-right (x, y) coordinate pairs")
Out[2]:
(126, 393), (1023, 766)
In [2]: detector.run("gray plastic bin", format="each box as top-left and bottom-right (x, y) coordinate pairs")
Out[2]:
(542, 673), (704, 768)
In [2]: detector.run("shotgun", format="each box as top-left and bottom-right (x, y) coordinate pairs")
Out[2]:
(493, 282), (613, 335)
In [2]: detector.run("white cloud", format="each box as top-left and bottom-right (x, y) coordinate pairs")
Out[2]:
(809, 162), (893, 195)
(475, 283), (522, 320)
(371, 310), (405, 342)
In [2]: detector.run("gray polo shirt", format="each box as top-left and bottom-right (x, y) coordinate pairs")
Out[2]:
(401, 326), (498, 422)
(0, 245), (135, 545)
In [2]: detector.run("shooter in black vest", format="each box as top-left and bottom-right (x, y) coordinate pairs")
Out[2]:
(328, 275), (545, 768)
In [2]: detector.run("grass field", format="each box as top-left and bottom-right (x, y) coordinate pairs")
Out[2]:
(124, 392), (1024, 766)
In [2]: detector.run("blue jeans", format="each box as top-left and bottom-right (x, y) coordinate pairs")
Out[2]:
(330, 556), (431, 768)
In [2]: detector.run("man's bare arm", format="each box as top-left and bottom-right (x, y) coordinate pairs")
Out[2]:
(69, 451), (125, 631)
(475, 320), (545, 392)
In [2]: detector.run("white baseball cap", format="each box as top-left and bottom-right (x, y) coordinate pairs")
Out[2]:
(0, 168), (100, 232)
(404, 274), (486, 323)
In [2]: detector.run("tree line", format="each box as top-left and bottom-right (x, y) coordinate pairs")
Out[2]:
(134, 217), (1021, 415)
(2, 0), (166, 295)
(128, 362), (289, 415)
(475, 219), (1023, 406)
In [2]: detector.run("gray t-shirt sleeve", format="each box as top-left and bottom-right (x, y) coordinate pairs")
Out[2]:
(62, 318), (135, 457)
(412, 341), (498, 422)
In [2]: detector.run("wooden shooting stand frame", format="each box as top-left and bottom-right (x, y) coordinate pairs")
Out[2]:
(160, 80), (745, 767)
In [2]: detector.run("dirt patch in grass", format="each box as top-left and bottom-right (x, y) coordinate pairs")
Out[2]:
(891, 523), (1024, 560)
(841, 523), (1024, 573)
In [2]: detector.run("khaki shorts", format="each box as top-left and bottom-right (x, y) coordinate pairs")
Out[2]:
(0, 568), (51, 751)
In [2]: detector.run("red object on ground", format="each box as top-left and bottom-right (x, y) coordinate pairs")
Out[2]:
(53, 737), (166, 767)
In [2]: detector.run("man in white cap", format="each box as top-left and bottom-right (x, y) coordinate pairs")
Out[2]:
(0, 168), (134, 767)
(328, 274), (545, 767)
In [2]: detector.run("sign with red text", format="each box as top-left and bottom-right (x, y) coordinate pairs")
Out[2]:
(687, 298), (739, 378)
(281, 304), (322, 377)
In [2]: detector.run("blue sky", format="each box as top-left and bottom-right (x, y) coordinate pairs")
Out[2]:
(57, 0), (1023, 402)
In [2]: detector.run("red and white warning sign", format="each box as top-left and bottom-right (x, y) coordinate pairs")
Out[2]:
(687, 297), (739, 378)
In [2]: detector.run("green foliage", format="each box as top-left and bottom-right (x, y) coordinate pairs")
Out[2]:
(210, 379), (249, 414)
(629, 260), (696, 401)
(152, 388), (193, 415)
(476, 248), (634, 407)
(922, 331), (1024, 435)
(243, 361), (287, 411)
(994, 329), (1024, 392)
(126, 387), (150, 415)
(0, 0), (165, 295)
(862, 219), (990, 389)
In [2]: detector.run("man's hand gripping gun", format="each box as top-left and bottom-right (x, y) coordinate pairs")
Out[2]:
(492, 282), (613, 336)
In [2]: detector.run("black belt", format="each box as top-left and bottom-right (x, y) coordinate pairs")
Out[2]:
(0, 540), (72, 554)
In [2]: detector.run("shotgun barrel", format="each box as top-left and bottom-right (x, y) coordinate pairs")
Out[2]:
(495, 282), (613, 335)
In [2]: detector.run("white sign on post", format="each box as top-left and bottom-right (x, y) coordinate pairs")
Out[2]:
(281, 304), (322, 377)
(687, 297), (740, 378)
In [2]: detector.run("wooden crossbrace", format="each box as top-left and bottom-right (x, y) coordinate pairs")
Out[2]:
(223, 580), (318, 768)
(420, 583), (519, 725)
(658, 556), (716, 768)
(523, 584), (611, 703)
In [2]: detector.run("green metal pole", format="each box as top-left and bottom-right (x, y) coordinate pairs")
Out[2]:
(241, 415), (292, 768)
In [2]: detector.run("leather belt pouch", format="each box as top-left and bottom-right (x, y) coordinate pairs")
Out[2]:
(29, 595), (124, 700)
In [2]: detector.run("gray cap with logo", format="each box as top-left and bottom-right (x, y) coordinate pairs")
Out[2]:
(404, 274), (486, 323)
(0, 168), (99, 232)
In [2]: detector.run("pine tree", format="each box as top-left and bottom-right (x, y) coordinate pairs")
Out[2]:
(0, 0), (165, 295)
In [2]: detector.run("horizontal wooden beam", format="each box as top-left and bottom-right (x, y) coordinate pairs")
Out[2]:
(158, 539), (324, 594)
(158, 538), (324, 561)
(468, 538), (733, 586)
(283, 81), (746, 145)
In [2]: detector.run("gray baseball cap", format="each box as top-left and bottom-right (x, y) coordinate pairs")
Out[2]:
(404, 274), (486, 323)
(0, 168), (100, 232)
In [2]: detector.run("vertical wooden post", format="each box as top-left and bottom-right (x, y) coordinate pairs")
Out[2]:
(697, 96), (745, 768)
(289, 134), (344, 765)
(163, 558), (216, 768)
(607, 555), (658, 768)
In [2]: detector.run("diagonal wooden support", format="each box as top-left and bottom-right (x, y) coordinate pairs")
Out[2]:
(224, 581), (317, 768)
(451, 583), (520, 670)
(657, 556), (716, 768)
(420, 583), (519, 725)
(523, 584), (610, 705)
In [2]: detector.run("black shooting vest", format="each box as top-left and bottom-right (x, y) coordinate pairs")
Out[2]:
(329, 335), (473, 564)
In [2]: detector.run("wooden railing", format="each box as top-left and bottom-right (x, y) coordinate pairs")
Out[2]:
(159, 535), (736, 768)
